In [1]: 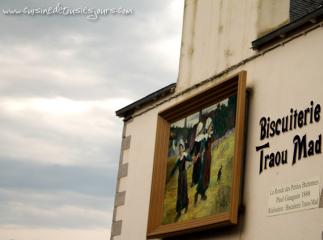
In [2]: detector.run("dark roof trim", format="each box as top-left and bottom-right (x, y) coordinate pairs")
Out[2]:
(116, 83), (176, 119)
(252, 6), (323, 50)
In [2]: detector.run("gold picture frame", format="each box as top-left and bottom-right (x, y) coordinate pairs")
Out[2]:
(147, 71), (247, 238)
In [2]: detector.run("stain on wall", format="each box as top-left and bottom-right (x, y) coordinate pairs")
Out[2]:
(256, 0), (289, 37)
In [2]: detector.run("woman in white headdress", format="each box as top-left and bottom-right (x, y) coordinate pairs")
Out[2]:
(195, 117), (214, 204)
(190, 121), (204, 188)
(167, 139), (192, 221)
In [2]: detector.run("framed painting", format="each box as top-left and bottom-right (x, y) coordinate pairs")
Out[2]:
(147, 71), (247, 238)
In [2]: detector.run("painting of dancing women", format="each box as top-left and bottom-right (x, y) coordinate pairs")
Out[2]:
(162, 95), (237, 224)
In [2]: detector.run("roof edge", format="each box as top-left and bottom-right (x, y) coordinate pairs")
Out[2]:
(252, 6), (323, 50)
(115, 83), (176, 119)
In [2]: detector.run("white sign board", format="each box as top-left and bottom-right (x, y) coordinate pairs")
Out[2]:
(267, 176), (320, 216)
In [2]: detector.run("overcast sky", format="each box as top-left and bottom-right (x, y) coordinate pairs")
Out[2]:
(0, 1), (183, 239)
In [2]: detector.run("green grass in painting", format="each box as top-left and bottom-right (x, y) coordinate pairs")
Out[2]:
(162, 130), (235, 225)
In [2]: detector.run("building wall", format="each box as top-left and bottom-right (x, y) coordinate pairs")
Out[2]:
(113, 1), (323, 239)
(234, 28), (323, 240)
(177, 0), (289, 91)
(114, 27), (323, 239)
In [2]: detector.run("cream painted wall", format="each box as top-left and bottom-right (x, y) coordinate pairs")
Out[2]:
(177, 0), (290, 91)
(119, 109), (160, 240)
(257, 0), (290, 37)
(118, 27), (323, 240)
(239, 28), (323, 240)
(237, 28), (323, 240)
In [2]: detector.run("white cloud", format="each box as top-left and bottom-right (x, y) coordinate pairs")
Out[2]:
(169, 0), (185, 17)
(0, 97), (131, 115)
(145, 36), (182, 74)
(0, 97), (131, 166)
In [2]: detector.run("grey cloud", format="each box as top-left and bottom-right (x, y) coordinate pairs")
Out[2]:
(0, 0), (181, 100)
(0, 190), (113, 214)
(0, 156), (116, 228)
(0, 0), (183, 232)
(0, 158), (117, 196)
(0, 188), (113, 228)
